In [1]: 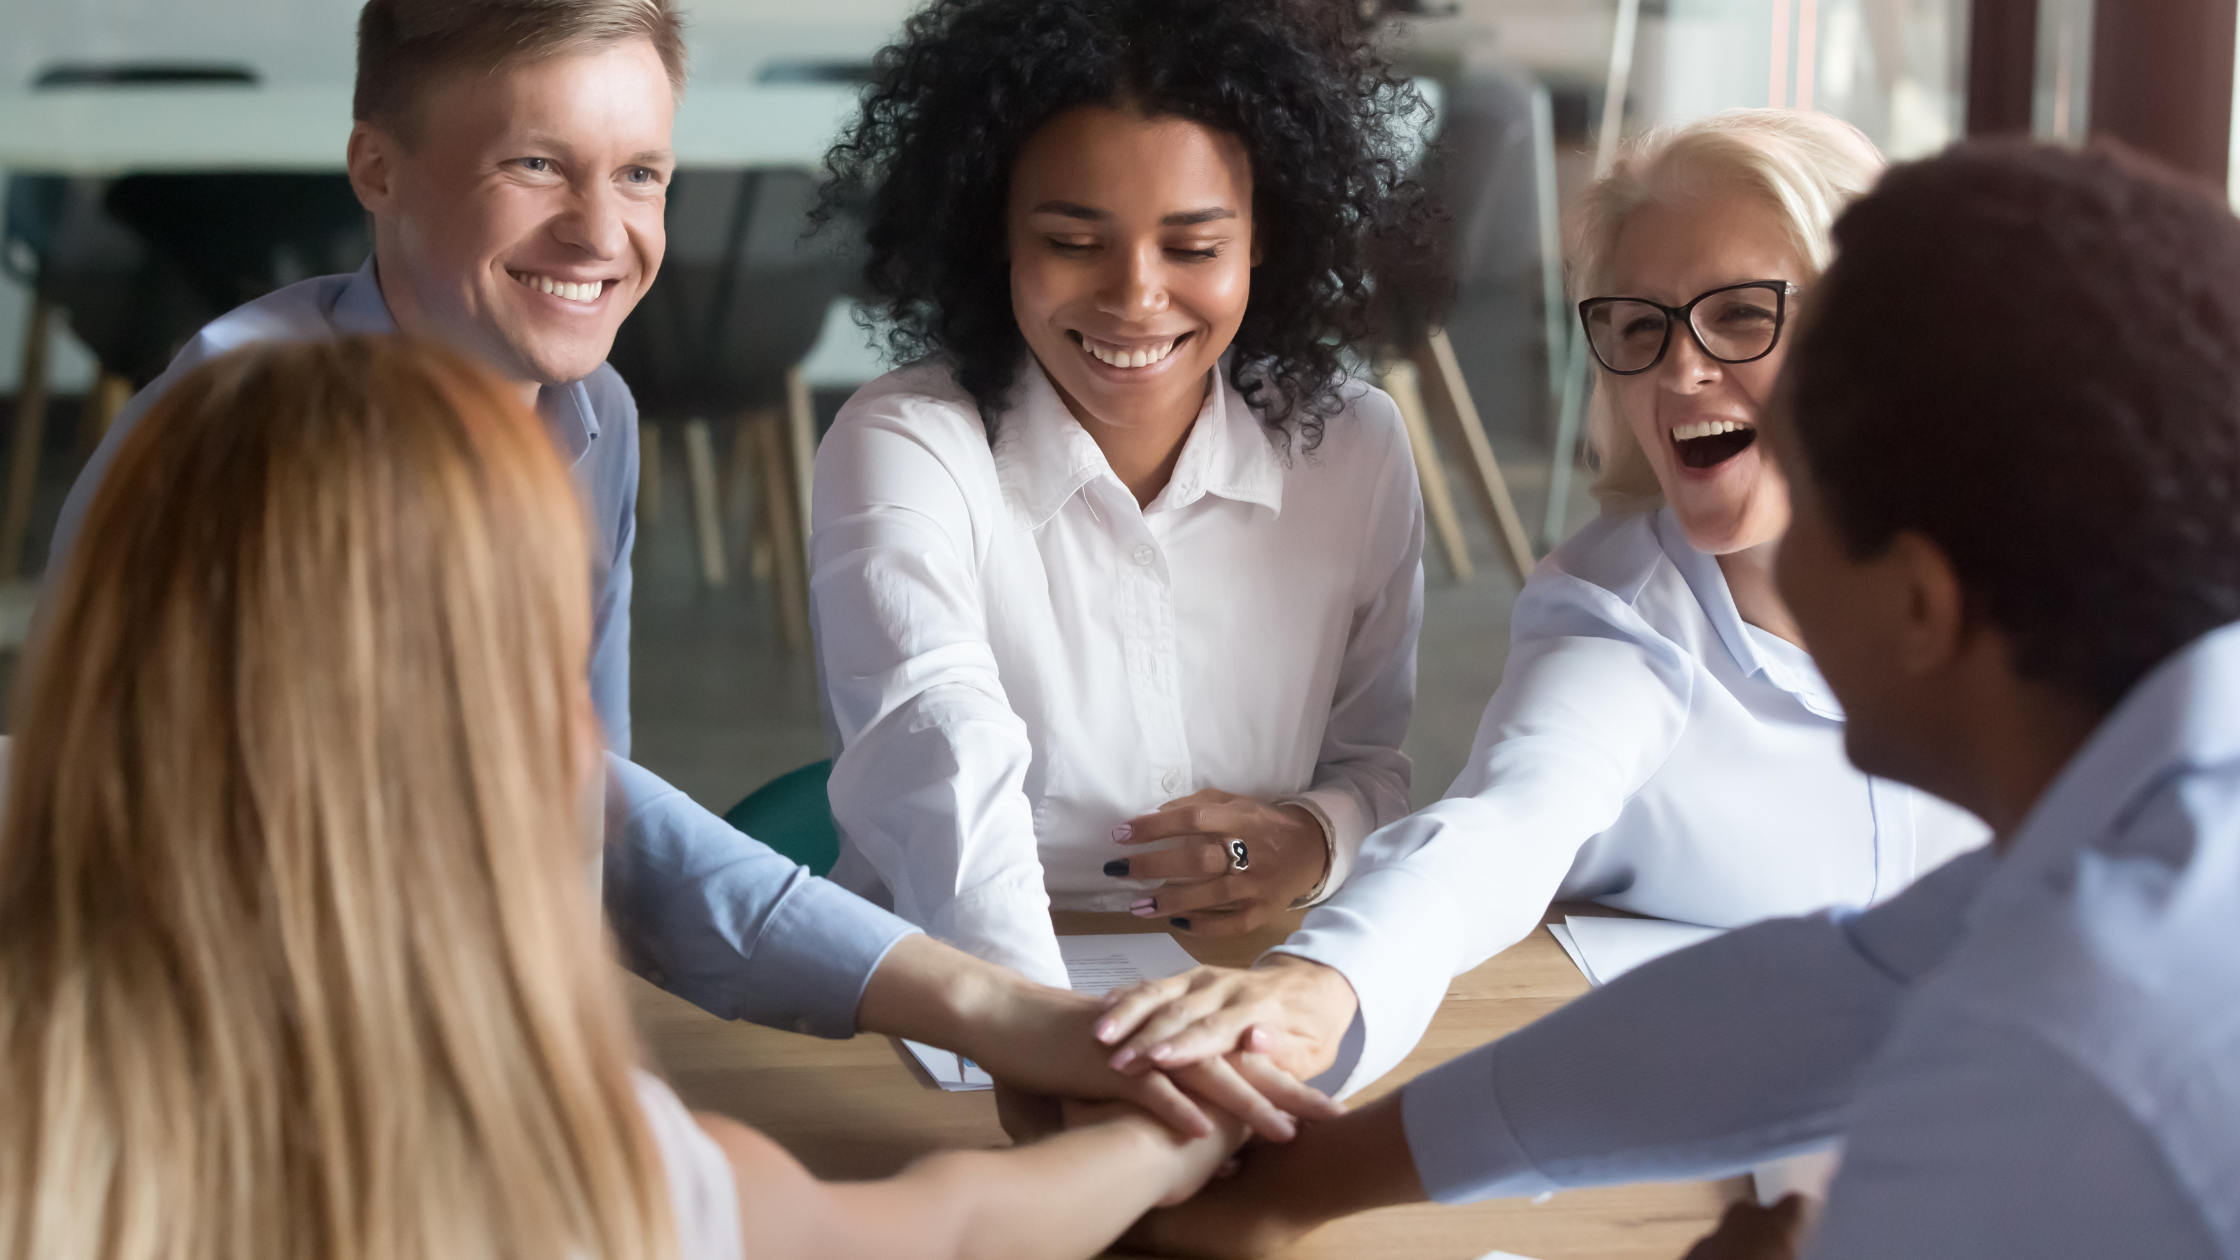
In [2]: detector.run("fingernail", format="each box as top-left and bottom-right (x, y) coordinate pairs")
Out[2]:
(1103, 858), (1130, 877)
(1131, 904), (1160, 917)
(1129, 896), (1155, 910)
(1111, 825), (1132, 842)
(1110, 1048), (1137, 1070)
(1094, 1020), (1117, 1042)
(1148, 1043), (1176, 1062)
(1169, 917), (1191, 930)
(1271, 1118), (1298, 1142)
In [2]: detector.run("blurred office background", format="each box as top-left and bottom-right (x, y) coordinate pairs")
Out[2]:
(1, 0), (2231, 818)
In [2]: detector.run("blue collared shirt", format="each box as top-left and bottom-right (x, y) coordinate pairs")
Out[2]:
(46, 261), (917, 1036)
(1400, 620), (2240, 1257)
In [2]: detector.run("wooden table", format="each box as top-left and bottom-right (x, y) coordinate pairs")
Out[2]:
(629, 908), (1739, 1260)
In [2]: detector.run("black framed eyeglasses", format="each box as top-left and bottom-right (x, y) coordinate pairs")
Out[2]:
(1577, 280), (1799, 376)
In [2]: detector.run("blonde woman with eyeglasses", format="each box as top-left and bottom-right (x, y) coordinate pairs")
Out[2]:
(1088, 109), (1989, 1103)
(0, 337), (1245, 1260)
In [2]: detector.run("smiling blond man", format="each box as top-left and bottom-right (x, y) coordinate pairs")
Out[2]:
(41, 0), (1329, 1139)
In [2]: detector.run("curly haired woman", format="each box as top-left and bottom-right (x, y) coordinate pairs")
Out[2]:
(811, 0), (1439, 986)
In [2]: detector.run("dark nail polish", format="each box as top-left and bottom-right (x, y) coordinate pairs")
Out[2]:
(1169, 917), (1191, 930)
(1103, 857), (1130, 877)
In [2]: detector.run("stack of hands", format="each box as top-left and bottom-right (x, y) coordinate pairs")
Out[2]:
(983, 950), (1808, 1260)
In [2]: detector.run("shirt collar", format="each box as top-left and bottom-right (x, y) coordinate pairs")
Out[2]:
(1999, 619), (2240, 873)
(332, 258), (399, 336)
(339, 257), (600, 461)
(1649, 506), (1844, 718)
(993, 357), (1284, 530)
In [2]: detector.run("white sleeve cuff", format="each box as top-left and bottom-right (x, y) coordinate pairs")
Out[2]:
(1264, 864), (1461, 1099)
(941, 878), (1069, 989)
(1284, 786), (1372, 902)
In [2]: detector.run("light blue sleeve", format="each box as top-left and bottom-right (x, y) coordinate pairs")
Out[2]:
(1809, 1018), (2221, 1260)
(602, 754), (919, 1035)
(1399, 848), (1995, 1202)
(587, 389), (637, 758)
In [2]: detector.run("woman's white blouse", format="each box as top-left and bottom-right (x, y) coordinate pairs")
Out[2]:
(811, 360), (1424, 984)
(1279, 506), (1990, 1095)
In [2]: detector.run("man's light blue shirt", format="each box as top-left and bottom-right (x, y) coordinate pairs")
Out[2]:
(1399, 620), (2240, 1257)
(47, 261), (918, 1036)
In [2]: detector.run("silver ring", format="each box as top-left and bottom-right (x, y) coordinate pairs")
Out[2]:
(1226, 838), (1251, 872)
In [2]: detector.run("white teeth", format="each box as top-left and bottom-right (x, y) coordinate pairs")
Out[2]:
(1671, 420), (1751, 442)
(1081, 335), (1178, 369)
(517, 273), (600, 302)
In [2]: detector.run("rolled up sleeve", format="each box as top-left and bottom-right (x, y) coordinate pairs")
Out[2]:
(603, 755), (918, 1035)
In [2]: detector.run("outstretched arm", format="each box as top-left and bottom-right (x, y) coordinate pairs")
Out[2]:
(1094, 575), (1705, 1094)
(698, 1102), (1244, 1260)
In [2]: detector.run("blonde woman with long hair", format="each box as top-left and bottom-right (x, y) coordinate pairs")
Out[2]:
(0, 337), (1240, 1260)
(1085, 109), (1990, 1101)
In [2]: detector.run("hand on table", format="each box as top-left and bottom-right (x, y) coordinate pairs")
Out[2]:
(1092, 954), (1361, 1084)
(1680, 1195), (1809, 1260)
(1106, 790), (1330, 936)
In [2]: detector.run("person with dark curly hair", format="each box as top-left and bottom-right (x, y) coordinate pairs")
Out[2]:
(810, 0), (1436, 986)
(1125, 139), (2240, 1260)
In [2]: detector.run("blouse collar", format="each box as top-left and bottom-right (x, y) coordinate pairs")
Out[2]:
(1650, 506), (1845, 719)
(994, 356), (1285, 531)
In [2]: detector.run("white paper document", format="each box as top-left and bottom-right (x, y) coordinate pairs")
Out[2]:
(902, 1039), (998, 1091)
(1547, 915), (1724, 987)
(904, 932), (1202, 1090)
(1057, 931), (1201, 997)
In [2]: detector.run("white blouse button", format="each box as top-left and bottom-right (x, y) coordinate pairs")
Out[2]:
(1161, 769), (1183, 793)
(1132, 544), (1156, 566)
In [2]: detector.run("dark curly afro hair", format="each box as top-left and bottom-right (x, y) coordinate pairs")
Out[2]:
(819, 0), (1442, 449)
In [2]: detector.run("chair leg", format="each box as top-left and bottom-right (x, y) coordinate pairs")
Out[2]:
(784, 365), (817, 534)
(683, 417), (727, 588)
(1407, 329), (1538, 588)
(77, 370), (132, 461)
(637, 421), (664, 532)
(735, 408), (777, 581)
(753, 410), (812, 653)
(777, 366), (817, 644)
(1378, 359), (1473, 582)
(1, 293), (54, 585)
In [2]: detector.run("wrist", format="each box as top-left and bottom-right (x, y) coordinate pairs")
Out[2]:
(1258, 952), (1360, 1026)
(1273, 797), (1337, 906)
(856, 933), (1020, 1052)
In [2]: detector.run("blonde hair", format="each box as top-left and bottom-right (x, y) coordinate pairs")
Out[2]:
(1570, 108), (1885, 513)
(0, 338), (677, 1260)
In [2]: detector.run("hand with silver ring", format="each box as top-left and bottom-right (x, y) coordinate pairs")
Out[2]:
(1100, 789), (1330, 936)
